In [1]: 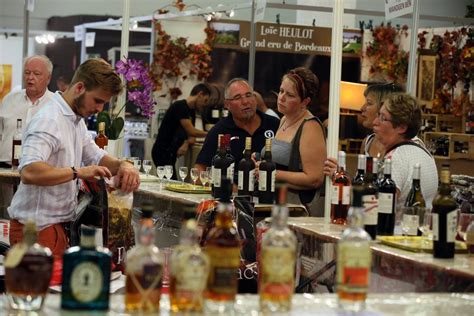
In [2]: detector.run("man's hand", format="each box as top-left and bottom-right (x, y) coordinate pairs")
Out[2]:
(177, 141), (189, 157)
(114, 160), (140, 193)
(77, 165), (113, 180)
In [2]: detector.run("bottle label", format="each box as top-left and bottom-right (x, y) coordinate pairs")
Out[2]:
(259, 171), (267, 191)
(261, 247), (295, 297)
(249, 169), (255, 191)
(237, 169), (255, 191)
(446, 210), (457, 243)
(227, 162), (235, 180)
(212, 167), (221, 187)
(238, 171), (244, 190)
(362, 195), (378, 225)
(402, 214), (419, 236)
(173, 252), (208, 293)
(205, 246), (240, 295)
(13, 144), (21, 159)
(70, 262), (103, 302)
(331, 185), (350, 205)
(432, 213), (439, 241)
(270, 170), (275, 192)
(337, 242), (371, 293)
(378, 193), (395, 214)
(211, 109), (220, 118)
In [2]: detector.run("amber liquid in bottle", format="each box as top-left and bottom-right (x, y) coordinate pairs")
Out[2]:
(331, 151), (352, 224)
(95, 121), (108, 149)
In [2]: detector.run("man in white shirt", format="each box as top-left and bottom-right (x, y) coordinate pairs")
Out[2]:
(0, 55), (55, 167)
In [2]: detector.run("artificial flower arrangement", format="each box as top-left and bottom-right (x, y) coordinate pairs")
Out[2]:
(151, 21), (216, 100)
(364, 23), (409, 84)
(97, 58), (156, 139)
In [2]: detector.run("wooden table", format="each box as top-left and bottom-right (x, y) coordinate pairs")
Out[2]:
(287, 217), (474, 293)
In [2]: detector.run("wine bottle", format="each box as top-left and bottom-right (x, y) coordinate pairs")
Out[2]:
(337, 187), (372, 312)
(258, 138), (276, 204)
(95, 122), (109, 149)
(377, 158), (397, 236)
(372, 157), (380, 188)
(432, 164), (457, 259)
(404, 163), (426, 208)
(353, 154), (366, 186)
(361, 157), (378, 240)
(11, 118), (22, 168)
(212, 135), (232, 199)
(211, 134), (223, 197)
(238, 137), (255, 196)
(331, 151), (351, 225)
(224, 134), (235, 182)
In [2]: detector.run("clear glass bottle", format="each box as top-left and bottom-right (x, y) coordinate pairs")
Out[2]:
(61, 226), (112, 310)
(95, 121), (108, 149)
(331, 151), (352, 224)
(204, 178), (240, 313)
(337, 187), (372, 312)
(125, 204), (163, 312)
(11, 118), (22, 167)
(4, 221), (53, 311)
(259, 184), (297, 312)
(170, 219), (210, 313)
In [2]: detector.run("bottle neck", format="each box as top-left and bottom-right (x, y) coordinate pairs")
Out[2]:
(215, 203), (234, 228)
(138, 218), (155, 246)
(271, 205), (289, 229)
(347, 206), (364, 228)
(80, 235), (96, 248)
(439, 169), (451, 194)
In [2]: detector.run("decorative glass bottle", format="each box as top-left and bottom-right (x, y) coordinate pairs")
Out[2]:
(4, 221), (53, 311)
(61, 226), (112, 310)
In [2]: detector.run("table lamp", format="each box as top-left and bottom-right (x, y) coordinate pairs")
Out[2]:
(339, 81), (367, 139)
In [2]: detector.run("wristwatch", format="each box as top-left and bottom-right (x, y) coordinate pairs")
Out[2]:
(71, 166), (78, 180)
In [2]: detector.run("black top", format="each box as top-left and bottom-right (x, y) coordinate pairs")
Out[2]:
(152, 99), (195, 166)
(196, 110), (280, 183)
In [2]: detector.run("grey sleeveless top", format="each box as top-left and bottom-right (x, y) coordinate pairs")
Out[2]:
(271, 138), (292, 168)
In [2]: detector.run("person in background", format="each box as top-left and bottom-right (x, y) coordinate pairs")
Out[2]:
(56, 74), (71, 92)
(0, 55), (55, 168)
(323, 83), (405, 178)
(194, 78), (279, 181)
(373, 93), (438, 207)
(151, 83), (210, 178)
(267, 67), (326, 216)
(254, 91), (280, 119)
(8, 58), (140, 258)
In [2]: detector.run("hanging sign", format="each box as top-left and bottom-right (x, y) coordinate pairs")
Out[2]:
(26, 0), (35, 12)
(384, 0), (413, 20)
(74, 25), (84, 42)
(85, 32), (96, 47)
(255, 0), (267, 22)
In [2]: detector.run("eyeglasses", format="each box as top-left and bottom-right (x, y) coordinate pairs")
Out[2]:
(377, 113), (393, 123)
(225, 92), (255, 102)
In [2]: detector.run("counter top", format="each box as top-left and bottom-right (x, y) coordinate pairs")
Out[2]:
(1, 293), (473, 315)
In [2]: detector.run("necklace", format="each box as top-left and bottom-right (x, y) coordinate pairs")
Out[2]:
(281, 111), (306, 131)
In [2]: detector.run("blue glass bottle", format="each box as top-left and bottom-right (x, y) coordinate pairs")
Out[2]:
(61, 226), (112, 310)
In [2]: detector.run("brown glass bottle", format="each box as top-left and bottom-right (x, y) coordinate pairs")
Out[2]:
(95, 122), (108, 149)
(204, 178), (240, 313)
(331, 151), (352, 224)
(11, 118), (22, 167)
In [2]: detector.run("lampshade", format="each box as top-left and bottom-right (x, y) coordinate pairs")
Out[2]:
(339, 81), (367, 111)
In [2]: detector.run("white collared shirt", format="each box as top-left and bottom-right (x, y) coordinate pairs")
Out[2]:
(8, 92), (107, 230)
(0, 89), (55, 163)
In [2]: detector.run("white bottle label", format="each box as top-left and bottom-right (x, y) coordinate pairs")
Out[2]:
(378, 193), (395, 214)
(446, 210), (458, 243)
(331, 185), (339, 204)
(402, 214), (419, 236)
(270, 170), (275, 192)
(70, 262), (103, 302)
(13, 144), (21, 159)
(331, 185), (350, 205)
(238, 171), (244, 190)
(362, 195), (378, 225)
(227, 162), (234, 180)
(249, 169), (255, 192)
(432, 213), (439, 241)
(259, 171), (267, 191)
(211, 109), (220, 118)
(213, 167), (221, 187)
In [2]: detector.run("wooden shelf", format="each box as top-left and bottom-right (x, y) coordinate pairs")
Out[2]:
(424, 132), (473, 160)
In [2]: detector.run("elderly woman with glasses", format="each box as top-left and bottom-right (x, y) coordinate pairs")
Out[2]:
(267, 67), (327, 216)
(373, 93), (438, 207)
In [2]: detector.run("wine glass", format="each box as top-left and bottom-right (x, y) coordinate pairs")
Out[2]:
(164, 165), (174, 183)
(400, 206), (419, 242)
(419, 210), (433, 247)
(133, 158), (142, 173)
(190, 168), (199, 187)
(142, 160), (152, 177)
(206, 167), (213, 186)
(156, 166), (165, 190)
(457, 213), (474, 242)
(200, 170), (209, 187)
(178, 166), (188, 183)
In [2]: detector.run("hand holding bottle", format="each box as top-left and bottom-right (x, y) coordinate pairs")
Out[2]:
(324, 157), (339, 179)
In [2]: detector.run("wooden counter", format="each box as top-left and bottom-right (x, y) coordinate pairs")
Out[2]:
(287, 217), (474, 293)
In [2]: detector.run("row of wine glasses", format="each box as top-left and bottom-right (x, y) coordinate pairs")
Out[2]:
(129, 157), (152, 176)
(178, 166), (212, 187)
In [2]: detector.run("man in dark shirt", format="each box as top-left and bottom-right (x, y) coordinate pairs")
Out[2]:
(152, 83), (210, 176)
(195, 78), (279, 182)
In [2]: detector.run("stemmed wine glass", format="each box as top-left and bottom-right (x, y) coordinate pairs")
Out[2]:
(206, 167), (213, 186)
(164, 165), (174, 183)
(142, 160), (152, 177)
(200, 170), (209, 187)
(179, 166), (188, 183)
(458, 213), (474, 242)
(133, 158), (142, 173)
(156, 166), (165, 190)
(400, 206), (419, 243)
(190, 168), (199, 188)
(419, 210), (433, 247)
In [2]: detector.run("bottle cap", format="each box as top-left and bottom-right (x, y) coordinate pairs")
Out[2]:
(141, 201), (154, 218)
(81, 226), (96, 237)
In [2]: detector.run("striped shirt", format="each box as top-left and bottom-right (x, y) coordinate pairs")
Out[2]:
(8, 92), (106, 230)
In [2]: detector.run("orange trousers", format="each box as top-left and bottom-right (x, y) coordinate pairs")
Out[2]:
(9, 219), (69, 258)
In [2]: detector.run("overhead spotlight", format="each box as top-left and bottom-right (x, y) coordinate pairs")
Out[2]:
(227, 9), (235, 18)
(41, 35), (49, 44)
(214, 12), (222, 20)
(131, 20), (138, 30)
(47, 34), (55, 43)
(35, 36), (42, 44)
(205, 14), (213, 21)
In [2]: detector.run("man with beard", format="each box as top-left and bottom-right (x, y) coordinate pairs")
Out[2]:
(194, 78), (279, 183)
(8, 58), (140, 257)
